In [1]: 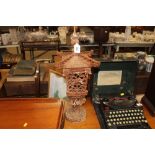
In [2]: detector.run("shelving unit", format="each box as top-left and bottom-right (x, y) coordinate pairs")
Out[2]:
(114, 42), (154, 52)
(0, 44), (21, 55)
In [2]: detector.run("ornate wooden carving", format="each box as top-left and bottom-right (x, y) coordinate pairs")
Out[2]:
(55, 51), (100, 122)
(66, 70), (89, 97)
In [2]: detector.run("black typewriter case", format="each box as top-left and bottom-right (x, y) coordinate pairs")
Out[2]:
(91, 60), (138, 128)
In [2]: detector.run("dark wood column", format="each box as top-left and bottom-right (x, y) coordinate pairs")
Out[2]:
(141, 61), (155, 115)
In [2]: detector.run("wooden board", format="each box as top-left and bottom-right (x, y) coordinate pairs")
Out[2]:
(0, 98), (64, 129)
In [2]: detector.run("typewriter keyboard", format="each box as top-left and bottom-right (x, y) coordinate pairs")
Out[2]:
(104, 107), (150, 129)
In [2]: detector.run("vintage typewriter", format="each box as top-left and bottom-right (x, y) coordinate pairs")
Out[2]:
(92, 60), (150, 129)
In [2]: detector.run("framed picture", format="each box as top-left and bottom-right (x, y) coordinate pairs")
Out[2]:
(48, 69), (67, 99)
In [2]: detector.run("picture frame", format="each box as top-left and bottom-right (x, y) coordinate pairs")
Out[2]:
(48, 69), (67, 99)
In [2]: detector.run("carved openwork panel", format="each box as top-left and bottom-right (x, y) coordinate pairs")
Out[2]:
(66, 71), (89, 97)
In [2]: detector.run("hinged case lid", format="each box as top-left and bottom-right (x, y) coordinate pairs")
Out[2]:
(92, 60), (138, 98)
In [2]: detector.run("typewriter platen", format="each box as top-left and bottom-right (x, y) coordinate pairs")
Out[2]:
(92, 60), (150, 129)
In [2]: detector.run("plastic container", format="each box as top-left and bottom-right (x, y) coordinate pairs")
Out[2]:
(145, 56), (154, 72)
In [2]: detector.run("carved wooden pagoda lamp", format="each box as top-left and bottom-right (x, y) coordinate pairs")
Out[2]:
(55, 31), (100, 122)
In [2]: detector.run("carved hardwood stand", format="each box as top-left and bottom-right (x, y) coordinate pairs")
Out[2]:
(55, 52), (100, 122)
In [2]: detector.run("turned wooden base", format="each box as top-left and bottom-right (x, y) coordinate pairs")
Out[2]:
(65, 106), (86, 122)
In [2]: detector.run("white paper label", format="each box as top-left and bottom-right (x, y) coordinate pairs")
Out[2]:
(74, 43), (80, 53)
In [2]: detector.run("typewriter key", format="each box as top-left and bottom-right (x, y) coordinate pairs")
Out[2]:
(108, 123), (112, 126)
